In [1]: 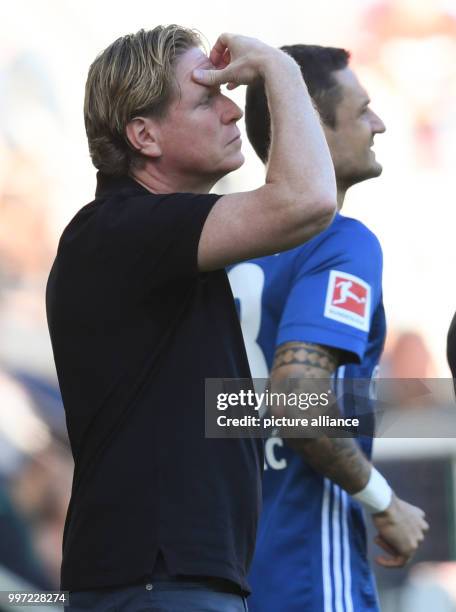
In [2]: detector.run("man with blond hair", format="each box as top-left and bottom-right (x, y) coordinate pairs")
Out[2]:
(46, 25), (336, 611)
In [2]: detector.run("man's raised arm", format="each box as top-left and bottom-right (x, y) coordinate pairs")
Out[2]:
(195, 33), (337, 271)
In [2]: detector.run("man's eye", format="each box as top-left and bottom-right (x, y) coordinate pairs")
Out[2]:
(201, 88), (221, 106)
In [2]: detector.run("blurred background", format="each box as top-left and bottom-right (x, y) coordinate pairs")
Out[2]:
(0, 0), (455, 609)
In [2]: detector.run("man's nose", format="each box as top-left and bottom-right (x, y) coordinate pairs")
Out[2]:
(220, 95), (243, 123)
(372, 111), (386, 134)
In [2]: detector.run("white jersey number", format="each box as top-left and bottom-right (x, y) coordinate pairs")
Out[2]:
(229, 263), (288, 471)
(228, 263), (269, 379)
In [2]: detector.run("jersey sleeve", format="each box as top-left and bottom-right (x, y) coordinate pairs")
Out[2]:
(276, 218), (383, 364)
(98, 191), (220, 288)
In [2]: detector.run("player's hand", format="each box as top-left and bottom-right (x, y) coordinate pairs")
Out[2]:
(192, 33), (291, 90)
(372, 494), (429, 568)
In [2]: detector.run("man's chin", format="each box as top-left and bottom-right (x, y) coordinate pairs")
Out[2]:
(368, 161), (383, 178)
(232, 151), (245, 170)
(368, 152), (383, 176)
(210, 154), (245, 187)
(221, 152), (245, 175)
(346, 162), (383, 186)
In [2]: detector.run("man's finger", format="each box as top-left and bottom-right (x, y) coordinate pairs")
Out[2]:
(374, 536), (409, 568)
(221, 48), (231, 67)
(374, 535), (397, 556)
(375, 554), (407, 568)
(209, 33), (231, 67)
(193, 67), (232, 87)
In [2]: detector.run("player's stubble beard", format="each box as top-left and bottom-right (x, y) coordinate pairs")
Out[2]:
(337, 154), (383, 194)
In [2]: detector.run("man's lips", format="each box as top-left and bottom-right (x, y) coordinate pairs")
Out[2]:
(226, 133), (241, 146)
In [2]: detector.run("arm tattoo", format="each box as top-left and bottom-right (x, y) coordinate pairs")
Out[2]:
(287, 435), (371, 495)
(271, 341), (371, 494)
(271, 341), (338, 378)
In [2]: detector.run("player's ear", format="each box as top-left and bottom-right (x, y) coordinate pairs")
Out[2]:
(125, 117), (162, 159)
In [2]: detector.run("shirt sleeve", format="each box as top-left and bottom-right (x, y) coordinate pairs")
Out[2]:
(276, 218), (383, 364)
(99, 191), (221, 288)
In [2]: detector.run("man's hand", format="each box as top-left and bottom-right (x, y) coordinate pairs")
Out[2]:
(372, 494), (429, 568)
(192, 33), (292, 90)
(196, 35), (336, 271)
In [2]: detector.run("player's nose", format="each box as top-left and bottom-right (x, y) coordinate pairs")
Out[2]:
(371, 110), (386, 134)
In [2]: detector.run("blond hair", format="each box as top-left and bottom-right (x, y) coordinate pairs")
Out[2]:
(84, 25), (201, 176)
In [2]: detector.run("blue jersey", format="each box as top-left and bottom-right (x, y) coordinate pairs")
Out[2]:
(228, 213), (386, 612)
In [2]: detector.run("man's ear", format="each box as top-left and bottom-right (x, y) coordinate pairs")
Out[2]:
(125, 117), (162, 159)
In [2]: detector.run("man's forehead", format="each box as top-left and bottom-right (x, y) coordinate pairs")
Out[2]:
(175, 47), (215, 83)
(333, 67), (370, 105)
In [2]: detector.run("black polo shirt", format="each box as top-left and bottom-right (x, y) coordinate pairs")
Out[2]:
(46, 173), (263, 593)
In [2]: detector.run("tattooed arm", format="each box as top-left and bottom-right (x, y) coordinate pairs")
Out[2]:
(270, 341), (371, 494)
(271, 342), (429, 567)
(270, 341), (429, 566)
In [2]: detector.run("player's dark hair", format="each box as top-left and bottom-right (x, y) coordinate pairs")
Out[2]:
(245, 45), (350, 163)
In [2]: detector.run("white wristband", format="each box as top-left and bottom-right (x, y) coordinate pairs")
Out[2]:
(352, 467), (393, 514)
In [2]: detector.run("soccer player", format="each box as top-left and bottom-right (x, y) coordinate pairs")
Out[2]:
(46, 28), (336, 611)
(229, 45), (428, 611)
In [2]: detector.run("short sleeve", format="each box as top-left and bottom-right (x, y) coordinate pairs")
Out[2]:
(97, 191), (221, 287)
(276, 218), (383, 364)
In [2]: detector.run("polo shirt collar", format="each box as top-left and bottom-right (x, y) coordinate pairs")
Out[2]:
(95, 172), (150, 198)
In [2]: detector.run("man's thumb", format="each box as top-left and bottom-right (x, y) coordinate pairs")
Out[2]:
(192, 68), (227, 86)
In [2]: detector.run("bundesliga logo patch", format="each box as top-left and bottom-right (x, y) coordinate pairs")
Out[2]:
(324, 270), (371, 331)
